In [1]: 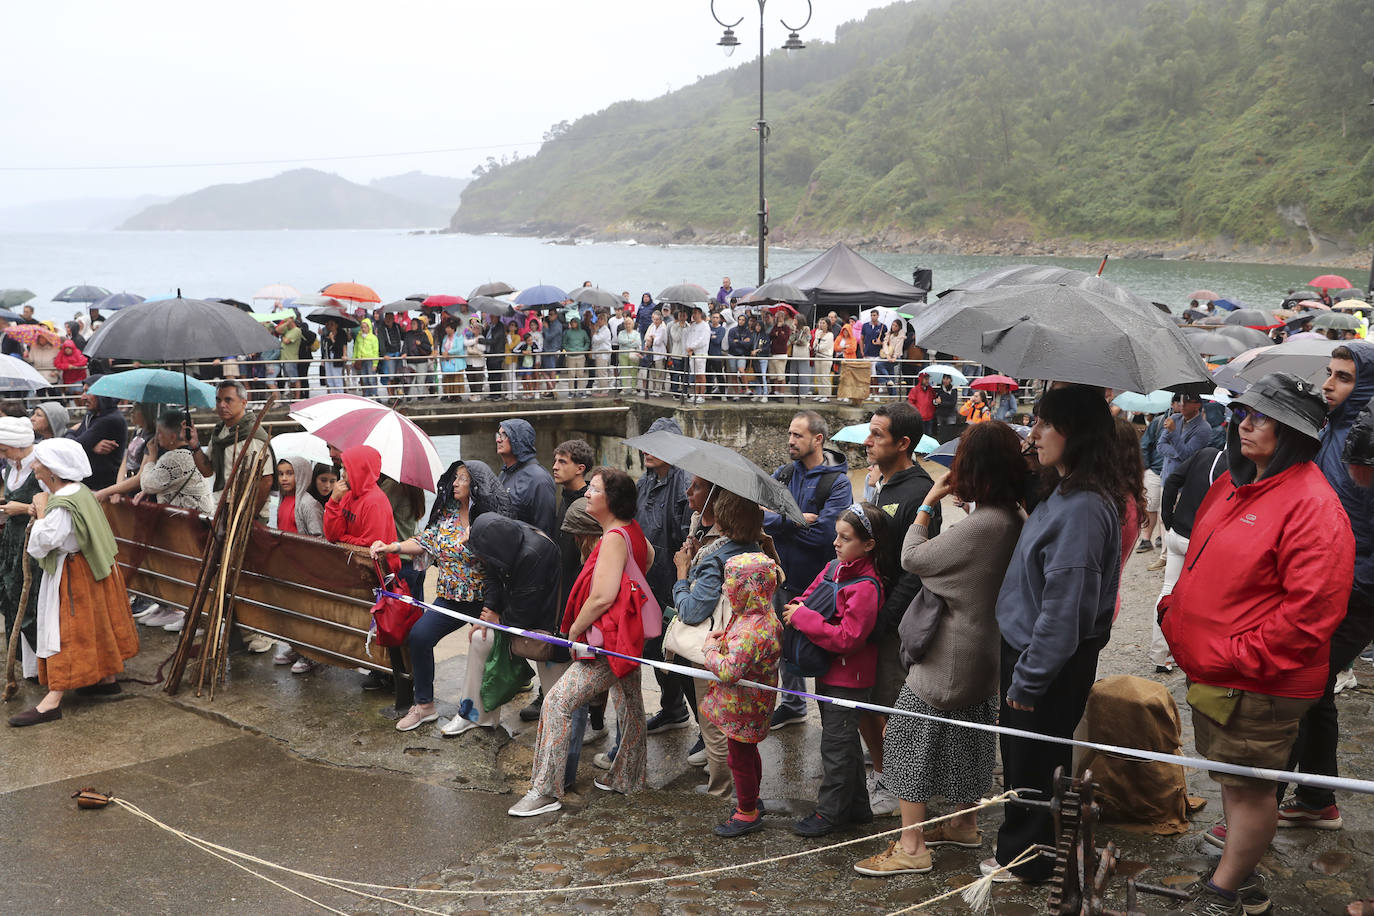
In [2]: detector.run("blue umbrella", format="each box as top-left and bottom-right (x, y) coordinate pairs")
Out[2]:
(927, 424), (1031, 468)
(1112, 390), (1174, 414)
(914, 434), (940, 455)
(89, 368), (217, 409)
(0, 309), (20, 321)
(830, 423), (870, 444)
(514, 284), (567, 307)
(1211, 298), (1250, 312)
(91, 291), (146, 312)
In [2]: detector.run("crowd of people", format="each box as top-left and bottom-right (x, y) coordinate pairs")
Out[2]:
(6, 282), (1374, 915)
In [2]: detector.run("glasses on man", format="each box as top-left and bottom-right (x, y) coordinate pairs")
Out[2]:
(1230, 406), (1273, 429)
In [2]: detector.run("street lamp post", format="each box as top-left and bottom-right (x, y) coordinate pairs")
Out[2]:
(711, 0), (811, 288)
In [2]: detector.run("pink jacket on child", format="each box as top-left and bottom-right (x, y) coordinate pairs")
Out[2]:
(788, 555), (882, 689)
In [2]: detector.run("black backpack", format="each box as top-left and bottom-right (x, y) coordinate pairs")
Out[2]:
(776, 459), (843, 515)
(782, 560), (881, 677)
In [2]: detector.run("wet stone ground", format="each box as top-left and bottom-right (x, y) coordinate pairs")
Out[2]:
(4, 537), (1372, 914)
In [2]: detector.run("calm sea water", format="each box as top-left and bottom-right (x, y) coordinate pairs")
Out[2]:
(2, 229), (1365, 327)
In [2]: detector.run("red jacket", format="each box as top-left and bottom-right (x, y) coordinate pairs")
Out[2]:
(907, 382), (937, 422)
(324, 445), (400, 574)
(789, 555), (883, 688)
(1161, 462), (1353, 699)
(563, 523), (650, 679)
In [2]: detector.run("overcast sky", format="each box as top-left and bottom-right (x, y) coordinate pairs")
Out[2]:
(0, 0), (893, 207)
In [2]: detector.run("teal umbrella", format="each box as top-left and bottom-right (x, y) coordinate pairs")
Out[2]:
(89, 368), (216, 409)
(832, 423), (938, 455)
(0, 289), (36, 309)
(1112, 390), (1175, 414)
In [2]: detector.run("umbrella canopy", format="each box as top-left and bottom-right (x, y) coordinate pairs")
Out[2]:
(91, 291), (145, 312)
(1313, 312), (1362, 332)
(271, 431), (333, 467)
(423, 294), (466, 310)
(0, 353), (52, 391)
(467, 296), (516, 318)
(53, 284), (111, 304)
(1210, 298), (1251, 312)
(0, 289), (36, 309)
(514, 284), (569, 307)
(376, 299), (417, 315)
(942, 264), (1161, 316)
(919, 364), (969, 385)
(1223, 308), (1279, 328)
(904, 284), (1211, 392)
(1294, 299), (1330, 311)
(470, 281), (516, 298)
(3, 325), (60, 346)
(0, 309), (20, 321)
(830, 423), (871, 444)
(1186, 290), (1220, 302)
(1205, 325), (1274, 348)
(1333, 288), (1366, 301)
(83, 293), (278, 360)
(290, 294), (345, 311)
(1224, 337), (1340, 388)
(89, 368), (217, 408)
(925, 423), (1032, 468)
(1185, 330), (1251, 357)
(1310, 274), (1352, 290)
(742, 280), (811, 306)
(658, 283), (712, 304)
(305, 308), (358, 329)
(320, 281), (380, 304)
(569, 286), (622, 311)
(252, 283), (299, 302)
(970, 374), (1018, 391)
(289, 394), (443, 491)
(913, 434), (940, 455)
(767, 303), (801, 318)
(623, 430), (805, 526)
(1112, 390), (1175, 414)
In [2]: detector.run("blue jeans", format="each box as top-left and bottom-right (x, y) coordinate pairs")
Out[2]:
(752, 358), (769, 395)
(406, 597), (481, 705)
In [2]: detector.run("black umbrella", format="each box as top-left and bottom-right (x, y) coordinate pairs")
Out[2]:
(742, 280), (810, 306)
(658, 283), (712, 304)
(470, 281), (516, 298)
(1224, 337), (1338, 388)
(306, 307), (359, 329)
(623, 430), (806, 526)
(84, 290), (278, 360)
(1224, 308), (1279, 328)
(468, 296), (516, 318)
(903, 284), (1212, 392)
(0, 289), (36, 309)
(1184, 331), (1251, 358)
(939, 264), (1161, 315)
(569, 286), (622, 310)
(207, 296), (252, 311)
(91, 291), (145, 312)
(53, 284), (111, 304)
(1211, 325), (1274, 348)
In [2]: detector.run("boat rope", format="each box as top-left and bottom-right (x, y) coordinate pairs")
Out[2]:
(106, 792), (1021, 910)
(382, 588), (1374, 797)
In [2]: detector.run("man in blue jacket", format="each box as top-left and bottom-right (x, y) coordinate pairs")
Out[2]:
(763, 411), (853, 730)
(1276, 342), (1374, 830)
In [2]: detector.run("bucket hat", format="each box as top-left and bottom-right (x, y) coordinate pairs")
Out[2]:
(1231, 371), (1327, 441)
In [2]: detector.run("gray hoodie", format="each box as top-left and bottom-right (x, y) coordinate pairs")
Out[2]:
(35, 401), (69, 440)
(497, 418), (557, 539)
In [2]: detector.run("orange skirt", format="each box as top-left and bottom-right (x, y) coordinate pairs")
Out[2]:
(38, 553), (140, 691)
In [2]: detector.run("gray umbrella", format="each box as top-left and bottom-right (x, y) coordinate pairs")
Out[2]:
(0, 289), (36, 309)
(470, 281), (516, 298)
(377, 299), (418, 314)
(83, 291), (278, 360)
(1208, 325), (1273, 348)
(569, 286), (623, 310)
(903, 284), (1212, 392)
(742, 280), (810, 306)
(1184, 330), (1251, 358)
(1224, 308), (1279, 328)
(940, 264), (1166, 315)
(306, 307), (359, 329)
(53, 284), (111, 304)
(1313, 312), (1362, 332)
(658, 283), (712, 304)
(468, 295), (516, 318)
(1225, 337), (1340, 388)
(623, 430), (806, 526)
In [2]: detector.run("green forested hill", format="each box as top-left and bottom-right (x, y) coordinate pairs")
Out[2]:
(453, 0), (1374, 251)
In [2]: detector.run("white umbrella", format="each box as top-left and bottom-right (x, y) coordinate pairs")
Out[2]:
(270, 432), (333, 467)
(288, 394), (443, 491)
(918, 364), (970, 385)
(0, 354), (53, 390)
(253, 283), (300, 302)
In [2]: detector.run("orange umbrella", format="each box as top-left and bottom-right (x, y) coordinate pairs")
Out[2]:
(320, 281), (380, 304)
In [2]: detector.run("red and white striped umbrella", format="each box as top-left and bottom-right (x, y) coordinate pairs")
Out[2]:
(288, 394), (443, 491)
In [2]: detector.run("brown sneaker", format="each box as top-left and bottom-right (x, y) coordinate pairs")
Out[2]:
(925, 821), (982, 848)
(854, 840), (933, 876)
(1147, 555), (1167, 571)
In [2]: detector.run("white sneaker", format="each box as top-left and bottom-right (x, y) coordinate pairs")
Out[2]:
(162, 613), (189, 633)
(868, 774), (900, 817)
(593, 751), (614, 770)
(1335, 668), (1358, 694)
(131, 600), (161, 620)
(274, 645), (299, 665)
(440, 716), (481, 737)
(138, 607), (182, 627)
(245, 635), (275, 654)
(582, 724), (608, 745)
(508, 791), (562, 817)
(290, 657), (319, 675)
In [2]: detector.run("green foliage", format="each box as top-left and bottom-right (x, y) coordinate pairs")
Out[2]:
(454, 0), (1374, 245)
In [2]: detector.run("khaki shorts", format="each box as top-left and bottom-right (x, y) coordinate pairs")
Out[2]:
(871, 635), (906, 708)
(1190, 689), (1314, 789)
(1143, 469), (1162, 514)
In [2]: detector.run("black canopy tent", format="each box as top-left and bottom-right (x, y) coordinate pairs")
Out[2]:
(765, 243), (926, 320)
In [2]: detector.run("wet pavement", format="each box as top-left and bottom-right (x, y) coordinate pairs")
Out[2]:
(3, 546), (1373, 914)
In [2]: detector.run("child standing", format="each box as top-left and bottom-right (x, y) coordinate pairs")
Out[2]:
(703, 552), (785, 838)
(782, 503), (887, 837)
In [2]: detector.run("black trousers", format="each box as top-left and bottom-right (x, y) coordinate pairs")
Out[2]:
(816, 682), (872, 825)
(646, 633), (698, 721)
(994, 637), (1102, 882)
(1282, 590), (1374, 809)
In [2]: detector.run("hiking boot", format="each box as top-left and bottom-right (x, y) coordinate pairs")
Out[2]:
(1277, 798), (1343, 829)
(854, 841), (933, 876)
(924, 820), (982, 848)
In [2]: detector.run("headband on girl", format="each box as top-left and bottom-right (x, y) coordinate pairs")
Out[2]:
(845, 503), (873, 538)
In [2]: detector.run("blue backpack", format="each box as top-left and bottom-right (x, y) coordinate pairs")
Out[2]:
(782, 561), (881, 677)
